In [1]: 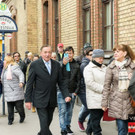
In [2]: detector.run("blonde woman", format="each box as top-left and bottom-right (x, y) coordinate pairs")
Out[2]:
(1, 56), (25, 125)
(27, 52), (33, 62)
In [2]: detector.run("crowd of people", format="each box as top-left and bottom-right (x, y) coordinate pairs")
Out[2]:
(0, 43), (135, 135)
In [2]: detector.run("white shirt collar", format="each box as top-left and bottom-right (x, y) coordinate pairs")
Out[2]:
(42, 59), (51, 66)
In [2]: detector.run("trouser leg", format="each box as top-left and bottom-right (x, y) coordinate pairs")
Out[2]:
(7, 102), (14, 122)
(15, 100), (25, 120)
(116, 119), (128, 135)
(87, 109), (103, 135)
(65, 94), (76, 126)
(37, 107), (55, 135)
(57, 91), (67, 131)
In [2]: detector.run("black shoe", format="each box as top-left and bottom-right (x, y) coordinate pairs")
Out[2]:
(8, 121), (13, 125)
(19, 117), (25, 123)
(66, 125), (74, 135)
(37, 132), (41, 135)
(61, 130), (67, 135)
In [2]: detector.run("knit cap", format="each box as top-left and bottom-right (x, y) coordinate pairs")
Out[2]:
(92, 49), (104, 58)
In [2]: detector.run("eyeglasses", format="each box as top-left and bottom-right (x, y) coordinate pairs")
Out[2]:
(14, 55), (20, 57)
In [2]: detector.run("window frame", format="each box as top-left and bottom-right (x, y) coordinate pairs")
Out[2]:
(54, 0), (59, 50)
(82, 0), (91, 45)
(43, 1), (49, 45)
(102, 0), (114, 50)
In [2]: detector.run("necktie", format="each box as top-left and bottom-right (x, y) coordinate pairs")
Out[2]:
(46, 62), (51, 74)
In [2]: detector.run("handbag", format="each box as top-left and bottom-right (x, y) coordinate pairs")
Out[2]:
(130, 96), (135, 107)
(103, 109), (116, 121)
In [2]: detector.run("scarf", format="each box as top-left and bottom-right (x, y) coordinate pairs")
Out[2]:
(92, 60), (102, 68)
(115, 59), (129, 92)
(6, 64), (12, 80)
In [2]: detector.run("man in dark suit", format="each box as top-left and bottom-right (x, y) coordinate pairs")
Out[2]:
(25, 45), (71, 135)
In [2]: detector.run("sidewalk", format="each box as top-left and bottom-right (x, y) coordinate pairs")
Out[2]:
(0, 102), (117, 135)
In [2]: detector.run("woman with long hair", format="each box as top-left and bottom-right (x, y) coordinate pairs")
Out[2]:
(2, 56), (25, 125)
(102, 44), (135, 135)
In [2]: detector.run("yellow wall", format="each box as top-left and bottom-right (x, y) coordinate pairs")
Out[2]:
(0, 40), (2, 53)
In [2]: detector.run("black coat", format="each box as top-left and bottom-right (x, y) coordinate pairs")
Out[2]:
(79, 57), (90, 93)
(62, 59), (80, 94)
(25, 57), (69, 108)
(0, 60), (3, 94)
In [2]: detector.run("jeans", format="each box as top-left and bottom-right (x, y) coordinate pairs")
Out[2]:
(78, 92), (90, 123)
(116, 119), (128, 135)
(78, 105), (90, 123)
(78, 92), (87, 108)
(57, 91), (76, 131)
(86, 109), (103, 135)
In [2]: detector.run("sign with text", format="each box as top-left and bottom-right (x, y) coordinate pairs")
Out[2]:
(0, 16), (18, 33)
(0, 3), (11, 17)
(128, 114), (135, 135)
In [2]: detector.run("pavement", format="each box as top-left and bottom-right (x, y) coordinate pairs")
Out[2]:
(0, 101), (117, 135)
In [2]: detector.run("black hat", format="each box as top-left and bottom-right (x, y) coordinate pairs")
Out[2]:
(83, 43), (92, 50)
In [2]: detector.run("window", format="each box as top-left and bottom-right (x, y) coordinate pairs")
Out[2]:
(83, 0), (91, 44)
(103, 0), (114, 50)
(43, 2), (49, 45)
(54, 0), (59, 50)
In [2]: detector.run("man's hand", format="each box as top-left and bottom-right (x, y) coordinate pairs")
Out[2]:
(102, 107), (107, 111)
(63, 57), (69, 65)
(128, 73), (132, 80)
(25, 102), (32, 110)
(19, 83), (23, 88)
(65, 97), (71, 102)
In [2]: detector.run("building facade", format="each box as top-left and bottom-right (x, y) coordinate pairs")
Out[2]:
(2, 0), (135, 58)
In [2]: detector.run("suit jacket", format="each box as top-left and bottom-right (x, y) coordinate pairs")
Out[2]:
(25, 57), (69, 108)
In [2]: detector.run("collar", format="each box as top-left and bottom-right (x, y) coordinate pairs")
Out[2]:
(89, 61), (106, 68)
(42, 59), (51, 65)
(109, 57), (135, 69)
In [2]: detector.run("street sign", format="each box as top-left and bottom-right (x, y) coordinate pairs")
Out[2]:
(0, 15), (18, 33)
(0, 3), (7, 10)
(0, 2), (11, 17)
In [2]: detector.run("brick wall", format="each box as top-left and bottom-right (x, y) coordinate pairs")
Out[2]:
(91, 0), (102, 49)
(4, 0), (135, 58)
(118, 0), (135, 50)
(5, 0), (27, 58)
(27, 0), (38, 54)
(37, 0), (43, 53)
(60, 0), (78, 56)
(5, 0), (43, 58)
